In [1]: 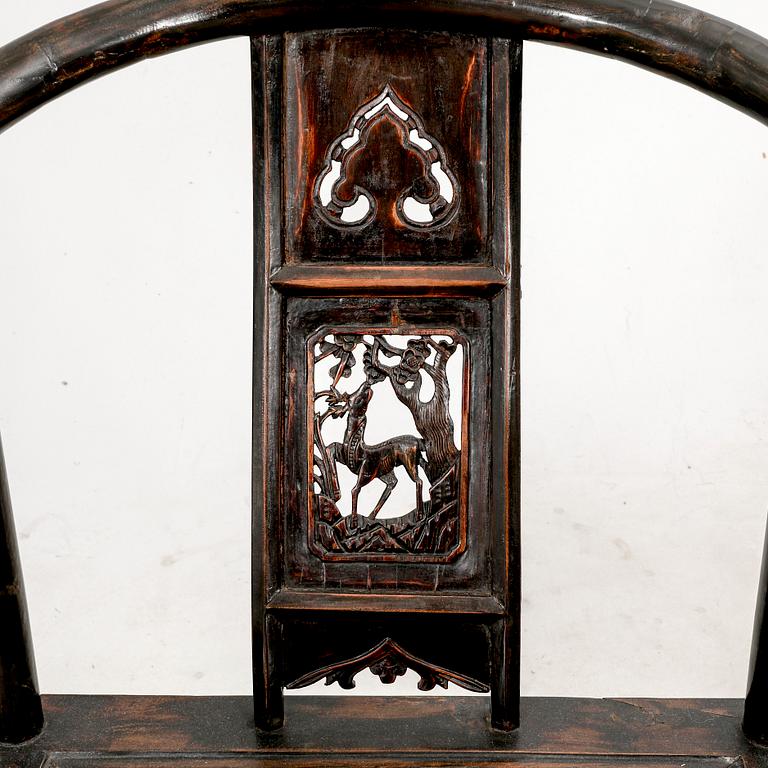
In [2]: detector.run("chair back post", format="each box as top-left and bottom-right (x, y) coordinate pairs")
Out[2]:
(744, 516), (768, 745)
(0, 435), (43, 744)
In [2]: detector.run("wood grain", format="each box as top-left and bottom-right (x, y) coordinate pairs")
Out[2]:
(0, 696), (766, 768)
(1, 1), (768, 133)
(270, 265), (507, 297)
(282, 29), (487, 264)
(250, 29), (521, 731)
(267, 589), (505, 615)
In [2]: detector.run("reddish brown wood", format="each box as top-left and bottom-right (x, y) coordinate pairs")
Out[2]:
(36, 759), (754, 768)
(305, 326), (470, 563)
(251, 33), (285, 733)
(270, 264), (507, 297)
(0, 695), (766, 768)
(285, 638), (489, 692)
(250, 26), (521, 732)
(283, 29), (487, 263)
(267, 590), (505, 615)
(2, 1), (768, 133)
(489, 35), (522, 733)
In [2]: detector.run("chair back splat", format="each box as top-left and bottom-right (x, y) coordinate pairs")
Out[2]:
(1, 0), (768, 762)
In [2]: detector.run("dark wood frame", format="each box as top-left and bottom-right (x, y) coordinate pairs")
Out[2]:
(0, 0), (767, 759)
(251, 27), (520, 728)
(304, 323), (472, 564)
(2, 0), (768, 130)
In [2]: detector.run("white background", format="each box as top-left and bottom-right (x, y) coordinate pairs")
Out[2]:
(1, 1), (768, 699)
(313, 334), (464, 519)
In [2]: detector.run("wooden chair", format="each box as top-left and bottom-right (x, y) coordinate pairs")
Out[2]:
(1, 1), (768, 765)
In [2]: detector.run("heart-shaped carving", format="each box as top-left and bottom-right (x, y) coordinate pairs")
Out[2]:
(314, 84), (460, 230)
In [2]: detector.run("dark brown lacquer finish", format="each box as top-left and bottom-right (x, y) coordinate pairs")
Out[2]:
(284, 30), (485, 263)
(2, 695), (768, 768)
(1, 0), (768, 755)
(308, 329), (468, 560)
(252, 29), (521, 731)
(289, 300), (488, 575)
(0, 437), (43, 745)
(745, 517), (768, 746)
(311, 84), (460, 232)
(286, 637), (489, 691)
(3, 0), (768, 132)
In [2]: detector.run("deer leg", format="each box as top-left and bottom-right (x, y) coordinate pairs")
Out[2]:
(324, 443), (342, 501)
(370, 472), (397, 520)
(350, 484), (360, 529)
(350, 464), (369, 529)
(403, 457), (425, 518)
(415, 472), (424, 518)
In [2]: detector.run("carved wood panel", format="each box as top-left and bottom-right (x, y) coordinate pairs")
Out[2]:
(308, 327), (468, 562)
(279, 615), (495, 696)
(313, 85), (460, 231)
(284, 29), (488, 264)
(286, 637), (488, 693)
(282, 297), (492, 592)
(252, 32), (522, 732)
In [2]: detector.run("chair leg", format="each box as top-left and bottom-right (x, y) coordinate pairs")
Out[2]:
(744, 515), (768, 745)
(0, 435), (43, 744)
(253, 614), (284, 731)
(490, 617), (520, 731)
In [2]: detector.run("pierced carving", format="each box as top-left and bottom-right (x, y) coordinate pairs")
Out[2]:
(286, 638), (489, 693)
(309, 329), (467, 561)
(314, 85), (460, 230)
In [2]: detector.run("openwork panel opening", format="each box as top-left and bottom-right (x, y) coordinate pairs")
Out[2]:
(283, 29), (489, 264)
(309, 328), (468, 562)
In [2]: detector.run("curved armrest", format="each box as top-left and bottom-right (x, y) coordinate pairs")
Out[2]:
(1, 0), (768, 133)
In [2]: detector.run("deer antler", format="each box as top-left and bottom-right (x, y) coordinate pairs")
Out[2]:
(325, 387), (350, 418)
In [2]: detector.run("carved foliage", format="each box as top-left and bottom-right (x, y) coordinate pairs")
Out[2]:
(314, 85), (459, 230)
(286, 638), (489, 693)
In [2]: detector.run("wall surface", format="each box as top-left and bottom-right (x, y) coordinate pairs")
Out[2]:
(0, 1), (767, 698)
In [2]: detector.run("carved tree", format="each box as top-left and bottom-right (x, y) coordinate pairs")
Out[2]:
(367, 337), (459, 484)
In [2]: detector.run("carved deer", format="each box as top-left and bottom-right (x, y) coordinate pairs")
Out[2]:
(326, 380), (426, 525)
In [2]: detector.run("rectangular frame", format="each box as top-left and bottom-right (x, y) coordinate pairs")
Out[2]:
(306, 324), (471, 564)
(282, 297), (492, 591)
